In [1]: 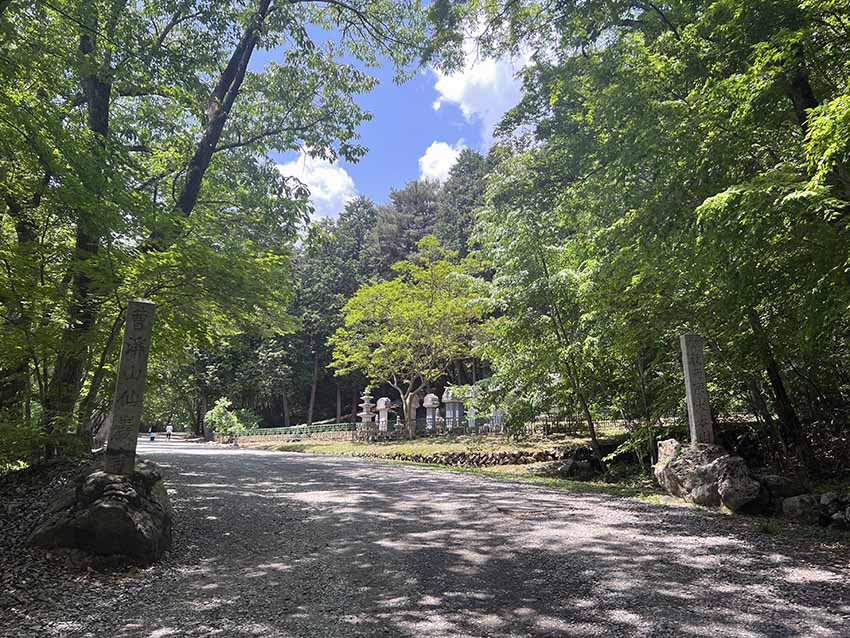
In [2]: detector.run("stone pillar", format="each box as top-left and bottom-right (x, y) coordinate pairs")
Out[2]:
(442, 387), (463, 433)
(680, 333), (714, 444)
(376, 397), (391, 433)
(104, 299), (156, 475)
(423, 393), (440, 433)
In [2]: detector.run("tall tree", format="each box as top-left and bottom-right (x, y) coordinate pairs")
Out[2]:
(330, 236), (483, 437)
(436, 149), (488, 255)
(0, 0), (439, 457)
(364, 179), (441, 277)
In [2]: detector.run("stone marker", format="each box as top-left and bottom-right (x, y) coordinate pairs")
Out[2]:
(442, 387), (463, 433)
(376, 397), (391, 433)
(680, 332), (714, 444)
(104, 299), (156, 475)
(423, 393), (440, 433)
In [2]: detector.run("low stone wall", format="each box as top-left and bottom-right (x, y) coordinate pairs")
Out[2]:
(237, 430), (356, 445)
(342, 448), (573, 467)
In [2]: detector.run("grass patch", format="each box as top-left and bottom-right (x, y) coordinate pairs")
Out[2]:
(350, 455), (663, 499)
(0, 459), (29, 476)
(241, 432), (621, 456)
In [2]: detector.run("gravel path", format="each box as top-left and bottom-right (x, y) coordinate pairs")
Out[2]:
(5, 439), (850, 637)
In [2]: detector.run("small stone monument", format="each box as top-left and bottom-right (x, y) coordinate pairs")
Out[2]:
(376, 397), (391, 433)
(680, 333), (714, 444)
(105, 299), (156, 475)
(423, 393), (440, 433)
(442, 387), (464, 433)
(29, 299), (172, 563)
(357, 388), (376, 431)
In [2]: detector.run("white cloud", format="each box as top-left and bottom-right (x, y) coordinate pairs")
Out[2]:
(432, 39), (530, 147)
(418, 140), (465, 182)
(276, 152), (356, 217)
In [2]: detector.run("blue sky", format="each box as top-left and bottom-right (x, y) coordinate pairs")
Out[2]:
(249, 41), (526, 216)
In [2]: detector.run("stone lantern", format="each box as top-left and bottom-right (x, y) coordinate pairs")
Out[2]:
(442, 387), (464, 433)
(376, 397), (392, 433)
(423, 393), (440, 433)
(357, 388), (376, 432)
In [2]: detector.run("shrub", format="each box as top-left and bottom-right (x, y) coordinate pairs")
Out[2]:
(204, 398), (258, 436)
(0, 417), (46, 473)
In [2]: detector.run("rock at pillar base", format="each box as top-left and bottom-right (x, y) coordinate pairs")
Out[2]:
(29, 460), (172, 564)
(654, 438), (761, 512)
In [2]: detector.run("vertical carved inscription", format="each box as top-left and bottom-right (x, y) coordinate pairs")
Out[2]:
(680, 333), (714, 444)
(104, 300), (156, 475)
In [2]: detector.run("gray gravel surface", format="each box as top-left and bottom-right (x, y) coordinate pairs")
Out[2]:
(4, 438), (850, 637)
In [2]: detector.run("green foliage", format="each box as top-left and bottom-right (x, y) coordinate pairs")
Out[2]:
(0, 418), (46, 470)
(0, 0), (442, 456)
(331, 236), (484, 429)
(204, 397), (258, 437)
(437, 0), (850, 470)
(436, 150), (489, 255)
(364, 180), (442, 278)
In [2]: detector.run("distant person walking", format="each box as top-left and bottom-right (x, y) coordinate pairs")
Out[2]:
(166, 424), (173, 441)
(148, 426), (156, 442)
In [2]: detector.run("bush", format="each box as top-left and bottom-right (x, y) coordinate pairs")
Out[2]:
(204, 398), (258, 436)
(0, 417), (46, 473)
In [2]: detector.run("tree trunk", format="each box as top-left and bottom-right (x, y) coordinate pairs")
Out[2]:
(307, 349), (319, 425)
(77, 313), (124, 434)
(43, 7), (114, 447)
(282, 391), (291, 428)
(171, 0), (272, 220)
(749, 378), (787, 470)
(565, 360), (602, 459)
(745, 308), (812, 468)
(786, 58), (850, 198)
(336, 384), (342, 422)
(351, 386), (358, 421)
(404, 394), (416, 439)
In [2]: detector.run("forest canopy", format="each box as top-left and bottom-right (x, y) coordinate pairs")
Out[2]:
(2, 0), (850, 478)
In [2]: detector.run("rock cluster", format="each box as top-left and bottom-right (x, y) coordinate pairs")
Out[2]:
(654, 438), (849, 532)
(653, 438), (802, 513)
(654, 439), (764, 511)
(782, 492), (850, 529)
(29, 460), (172, 564)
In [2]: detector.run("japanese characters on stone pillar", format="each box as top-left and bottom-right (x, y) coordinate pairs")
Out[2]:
(680, 333), (714, 444)
(104, 299), (156, 475)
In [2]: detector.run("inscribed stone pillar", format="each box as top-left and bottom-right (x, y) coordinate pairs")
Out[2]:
(104, 299), (156, 475)
(680, 333), (714, 444)
(376, 397), (391, 433)
(423, 393), (440, 433)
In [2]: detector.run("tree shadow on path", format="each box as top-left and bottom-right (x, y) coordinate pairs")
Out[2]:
(29, 442), (850, 638)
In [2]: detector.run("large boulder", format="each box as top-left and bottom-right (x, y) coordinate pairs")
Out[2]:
(29, 459), (172, 564)
(555, 446), (605, 481)
(714, 456), (762, 512)
(654, 439), (760, 512)
(782, 494), (822, 526)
